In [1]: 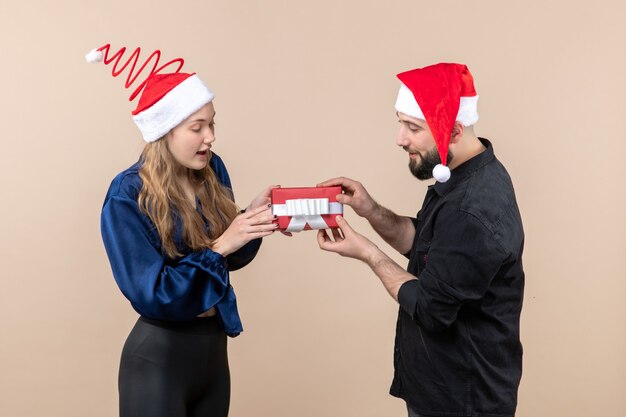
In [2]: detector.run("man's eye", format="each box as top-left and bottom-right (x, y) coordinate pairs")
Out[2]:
(399, 120), (418, 131)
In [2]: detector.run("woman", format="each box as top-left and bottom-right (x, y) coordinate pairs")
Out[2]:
(93, 46), (277, 416)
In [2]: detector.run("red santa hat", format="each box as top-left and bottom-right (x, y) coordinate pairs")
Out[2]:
(85, 44), (214, 143)
(395, 63), (478, 182)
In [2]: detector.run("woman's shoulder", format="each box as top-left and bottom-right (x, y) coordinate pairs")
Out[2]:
(209, 152), (231, 187)
(209, 152), (226, 172)
(104, 160), (143, 202)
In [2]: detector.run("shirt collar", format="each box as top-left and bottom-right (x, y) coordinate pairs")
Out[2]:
(431, 138), (495, 196)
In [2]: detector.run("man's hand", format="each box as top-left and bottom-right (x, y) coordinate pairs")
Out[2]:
(317, 216), (379, 262)
(317, 177), (378, 220)
(318, 177), (415, 254)
(317, 215), (416, 301)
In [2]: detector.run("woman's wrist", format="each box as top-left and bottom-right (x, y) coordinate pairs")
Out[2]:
(212, 237), (232, 257)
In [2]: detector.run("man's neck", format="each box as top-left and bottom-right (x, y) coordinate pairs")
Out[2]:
(449, 134), (486, 170)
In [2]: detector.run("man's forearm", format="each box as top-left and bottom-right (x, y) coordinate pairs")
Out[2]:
(365, 248), (417, 301)
(366, 202), (415, 254)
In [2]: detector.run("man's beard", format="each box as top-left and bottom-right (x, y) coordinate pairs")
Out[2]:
(408, 147), (453, 180)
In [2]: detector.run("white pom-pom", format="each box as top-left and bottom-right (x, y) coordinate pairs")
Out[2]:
(432, 164), (451, 183)
(85, 48), (103, 63)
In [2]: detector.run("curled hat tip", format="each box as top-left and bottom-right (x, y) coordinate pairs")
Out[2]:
(85, 48), (103, 63)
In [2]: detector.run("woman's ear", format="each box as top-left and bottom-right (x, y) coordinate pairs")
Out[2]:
(163, 131), (172, 148)
(450, 122), (465, 144)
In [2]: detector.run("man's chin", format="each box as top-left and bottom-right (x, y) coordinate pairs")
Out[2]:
(409, 163), (433, 180)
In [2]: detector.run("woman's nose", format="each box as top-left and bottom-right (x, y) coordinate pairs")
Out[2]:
(204, 128), (215, 144)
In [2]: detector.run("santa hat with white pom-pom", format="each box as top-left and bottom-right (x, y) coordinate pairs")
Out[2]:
(85, 44), (214, 142)
(394, 63), (479, 183)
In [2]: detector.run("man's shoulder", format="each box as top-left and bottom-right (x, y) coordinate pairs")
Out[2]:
(439, 157), (520, 227)
(430, 157), (523, 254)
(460, 158), (523, 239)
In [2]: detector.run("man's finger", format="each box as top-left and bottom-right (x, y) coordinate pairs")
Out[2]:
(336, 194), (354, 206)
(335, 216), (354, 236)
(331, 227), (343, 241)
(316, 177), (344, 187)
(317, 177), (357, 189)
(317, 229), (331, 248)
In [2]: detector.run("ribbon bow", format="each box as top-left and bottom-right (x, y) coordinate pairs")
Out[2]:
(272, 198), (342, 232)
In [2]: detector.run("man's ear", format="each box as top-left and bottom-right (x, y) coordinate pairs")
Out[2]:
(450, 123), (464, 144)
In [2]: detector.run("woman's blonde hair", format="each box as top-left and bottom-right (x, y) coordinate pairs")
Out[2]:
(137, 138), (239, 258)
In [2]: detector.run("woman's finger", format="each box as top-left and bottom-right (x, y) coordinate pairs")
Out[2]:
(246, 212), (276, 225)
(248, 230), (276, 240)
(242, 204), (272, 219)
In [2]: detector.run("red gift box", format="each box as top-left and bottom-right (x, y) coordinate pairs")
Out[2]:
(271, 186), (343, 232)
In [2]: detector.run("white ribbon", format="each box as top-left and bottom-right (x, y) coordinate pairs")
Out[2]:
(272, 198), (343, 232)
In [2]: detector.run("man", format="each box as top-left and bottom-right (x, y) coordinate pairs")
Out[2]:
(318, 63), (524, 417)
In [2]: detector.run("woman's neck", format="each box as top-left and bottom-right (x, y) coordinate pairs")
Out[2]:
(175, 169), (196, 206)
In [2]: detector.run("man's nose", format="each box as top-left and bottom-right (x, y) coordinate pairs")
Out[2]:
(396, 128), (409, 147)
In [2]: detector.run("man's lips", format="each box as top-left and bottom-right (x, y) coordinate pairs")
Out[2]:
(406, 150), (420, 159)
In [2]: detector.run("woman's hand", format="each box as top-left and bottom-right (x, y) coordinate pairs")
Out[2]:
(212, 205), (277, 257)
(245, 185), (293, 237)
(245, 185), (279, 212)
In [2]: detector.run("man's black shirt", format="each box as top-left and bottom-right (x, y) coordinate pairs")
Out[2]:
(391, 139), (524, 417)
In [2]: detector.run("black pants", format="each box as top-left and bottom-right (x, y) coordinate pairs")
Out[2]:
(119, 316), (230, 417)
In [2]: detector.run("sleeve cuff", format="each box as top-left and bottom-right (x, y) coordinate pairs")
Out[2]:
(397, 279), (419, 318)
(226, 237), (262, 271)
(201, 249), (228, 270)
